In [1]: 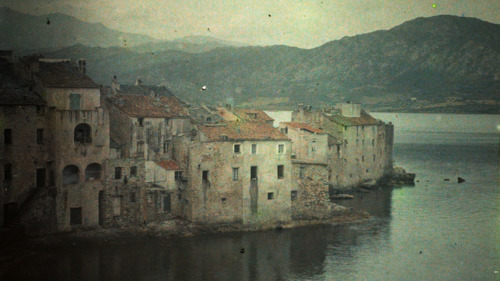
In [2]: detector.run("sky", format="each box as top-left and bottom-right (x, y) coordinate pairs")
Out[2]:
(1, 0), (499, 48)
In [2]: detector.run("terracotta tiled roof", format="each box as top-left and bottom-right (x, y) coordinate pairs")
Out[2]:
(326, 110), (381, 126)
(200, 121), (289, 141)
(282, 122), (324, 134)
(216, 107), (240, 121)
(110, 94), (188, 118)
(37, 62), (99, 88)
(233, 109), (274, 122)
(157, 160), (182, 170)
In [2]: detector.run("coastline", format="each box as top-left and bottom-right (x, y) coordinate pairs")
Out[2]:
(1, 206), (369, 250)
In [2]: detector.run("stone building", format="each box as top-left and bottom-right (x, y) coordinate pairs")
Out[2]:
(101, 82), (191, 226)
(0, 54), (50, 229)
(186, 120), (292, 225)
(292, 103), (394, 188)
(0, 55), (110, 232)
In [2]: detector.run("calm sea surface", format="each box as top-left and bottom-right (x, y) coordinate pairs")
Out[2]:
(3, 113), (499, 281)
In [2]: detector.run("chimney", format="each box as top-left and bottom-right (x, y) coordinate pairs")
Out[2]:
(78, 59), (86, 75)
(135, 77), (143, 86)
(111, 75), (120, 94)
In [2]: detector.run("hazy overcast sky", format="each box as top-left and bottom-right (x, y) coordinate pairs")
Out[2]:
(1, 0), (499, 48)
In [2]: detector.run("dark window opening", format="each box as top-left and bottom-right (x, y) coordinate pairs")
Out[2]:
(85, 163), (102, 180)
(221, 197), (227, 202)
(4, 129), (12, 144)
(37, 128), (44, 144)
(291, 191), (297, 201)
(233, 168), (239, 181)
(234, 144), (241, 153)
(362, 156), (365, 162)
(267, 192), (274, 200)
(366, 169), (369, 173)
(74, 123), (92, 144)
(130, 166), (137, 177)
(4, 202), (18, 226)
(277, 165), (284, 179)
(372, 139), (375, 146)
(251, 166), (258, 180)
(206, 117), (212, 122)
(62, 165), (79, 185)
(138, 118), (144, 127)
(163, 194), (171, 212)
(175, 171), (183, 181)
(36, 105), (45, 114)
(114, 167), (122, 179)
(70, 207), (82, 225)
(252, 144), (257, 154)
(202, 170), (209, 181)
(4, 163), (12, 182)
(278, 144), (285, 154)
(36, 168), (46, 188)
(299, 166), (304, 179)
(373, 154), (376, 162)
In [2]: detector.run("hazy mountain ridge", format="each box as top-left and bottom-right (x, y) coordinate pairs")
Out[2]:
(12, 11), (500, 113)
(0, 7), (160, 51)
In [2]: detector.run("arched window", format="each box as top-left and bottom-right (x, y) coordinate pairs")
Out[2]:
(85, 163), (102, 181)
(74, 123), (92, 144)
(62, 165), (79, 185)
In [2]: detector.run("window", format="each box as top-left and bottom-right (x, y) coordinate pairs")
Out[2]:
(366, 169), (369, 173)
(69, 93), (81, 110)
(221, 197), (227, 202)
(267, 192), (274, 200)
(311, 140), (317, 152)
(362, 156), (365, 162)
(356, 139), (359, 146)
(233, 168), (239, 181)
(278, 144), (285, 154)
(130, 166), (137, 177)
(178, 194), (182, 200)
(62, 165), (79, 185)
(280, 127), (288, 134)
(362, 139), (365, 146)
(202, 170), (209, 181)
(74, 123), (91, 144)
(372, 139), (375, 146)
(373, 154), (376, 162)
(251, 144), (257, 154)
(36, 168), (46, 187)
(206, 117), (212, 123)
(291, 191), (297, 201)
(277, 165), (284, 179)
(234, 144), (241, 153)
(163, 194), (171, 212)
(114, 167), (122, 179)
(4, 129), (12, 144)
(299, 166), (304, 179)
(175, 171), (183, 181)
(4, 163), (12, 182)
(85, 163), (102, 180)
(37, 128), (44, 144)
(70, 207), (82, 225)
(349, 174), (353, 178)
(138, 117), (144, 127)
(251, 166), (258, 180)
(36, 105), (45, 114)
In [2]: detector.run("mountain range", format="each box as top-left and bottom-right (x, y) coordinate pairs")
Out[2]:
(2, 7), (499, 113)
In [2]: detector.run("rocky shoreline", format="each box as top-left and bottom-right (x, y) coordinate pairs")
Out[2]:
(0, 205), (369, 250)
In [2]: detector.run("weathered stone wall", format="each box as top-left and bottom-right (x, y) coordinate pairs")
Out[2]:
(44, 88), (101, 111)
(290, 162), (335, 220)
(0, 105), (49, 227)
(187, 140), (292, 225)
